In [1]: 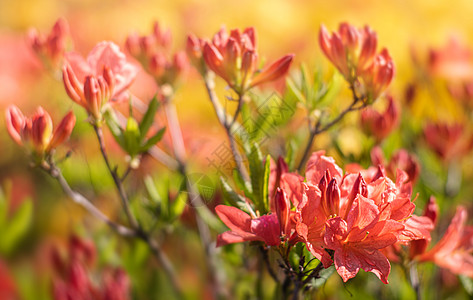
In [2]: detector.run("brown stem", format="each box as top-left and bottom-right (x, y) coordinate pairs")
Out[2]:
(259, 246), (280, 284)
(44, 162), (136, 237)
(43, 160), (184, 299)
(203, 73), (250, 182)
(164, 99), (228, 299)
(93, 125), (138, 229)
(297, 84), (367, 171)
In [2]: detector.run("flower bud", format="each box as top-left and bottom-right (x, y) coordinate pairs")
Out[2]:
(274, 188), (291, 237)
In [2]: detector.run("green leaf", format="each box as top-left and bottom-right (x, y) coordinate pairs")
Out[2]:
(460, 275), (473, 295)
(262, 154), (271, 212)
(104, 109), (125, 149)
(170, 192), (187, 220)
(140, 127), (166, 152)
(123, 117), (141, 156)
(0, 186), (9, 230)
(144, 175), (167, 219)
(0, 198), (33, 254)
(232, 169), (253, 200)
(247, 144), (267, 213)
(317, 71), (342, 107)
(220, 177), (246, 209)
(139, 96), (160, 136)
(312, 265), (335, 289)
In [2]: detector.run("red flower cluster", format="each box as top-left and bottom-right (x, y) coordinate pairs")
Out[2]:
(51, 236), (130, 300)
(360, 96), (400, 142)
(5, 105), (75, 157)
(216, 151), (430, 283)
(319, 23), (394, 101)
(192, 27), (294, 95)
(62, 41), (139, 122)
(27, 18), (70, 72)
(125, 21), (189, 88)
(423, 121), (473, 162)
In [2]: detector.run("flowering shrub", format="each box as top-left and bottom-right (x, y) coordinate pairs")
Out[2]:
(3, 14), (473, 300)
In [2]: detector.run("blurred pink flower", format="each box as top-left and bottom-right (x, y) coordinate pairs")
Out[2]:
(429, 37), (473, 81)
(361, 96), (399, 142)
(65, 41), (139, 101)
(424, 121), (473, 162)
(417, 206), (473, 277)
(370, 146), (420, 184)
(27, 18), (70, 72)
(202, 26), (294, 95)
(5, 105), (75, 156)
(320, 23), (394, 101)
(319, 23), (378, 81)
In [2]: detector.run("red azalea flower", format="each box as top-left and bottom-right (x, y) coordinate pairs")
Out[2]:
(202, 26), (294, 95)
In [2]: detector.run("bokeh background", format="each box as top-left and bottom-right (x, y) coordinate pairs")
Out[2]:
(2, 0), (473, 299)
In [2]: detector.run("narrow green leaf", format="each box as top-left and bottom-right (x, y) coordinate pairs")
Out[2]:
(140, 127), (166, 152)
(262, 154), (271, 212)
(0, 198), (33, 254)
(139, 96), (160, 136)
(248, 144), (267, 213)
(123, 117), (141, 156)
(220, 177), (246, 209)
(232, 169), (253, 200)
(317, 72), (342, 107)
(312, 265), (335, 288)
(460, 275), (473, 295)
(104, 109), (125, 148)
(170, 192), (187, 220)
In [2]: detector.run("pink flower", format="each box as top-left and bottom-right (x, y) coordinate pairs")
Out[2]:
(428, 37), (473, 81)
(424, 121), (473, 162)
(320, 23), (394, 101)
(370, 146), (420, 185)
(125, 22), (188, 88)
(63, 64), (115, 121)
(27, 18), (70, 71)
(417, 206), (473, 277)
(360, 96), (399, 142)
(5, 105), (75, 156)
(283, 151), (424, 282)
(215, 205), (280, 247)
(202, 27), (294, 95)
(64, 41), (139, 102)
(324, 196), (404, 283)
(215, 188), (298, 247)
(319, 23), (377, 81)
(359, 49), (395, 102)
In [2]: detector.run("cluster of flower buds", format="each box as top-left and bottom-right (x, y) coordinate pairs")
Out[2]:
(360, 96), (399, 142)
(369, 146), (420, 184)
(216, 151), (428, 283)
(51, 236), (130, 300)
(186, 34), (207, 74)
(125, 21), (189, 89)
(27, 18), (70, 72)
(62, 41), (139, 123)
(195, 27), (294, 95)
(63, 65), (114, 122)
(319, 23), (394, 102)
(5, 105), (75, 158)
(424, 121), (473, 162)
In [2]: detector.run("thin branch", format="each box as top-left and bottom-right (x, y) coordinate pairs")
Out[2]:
(44, 158), (184, 299)
(163, 99), (228, 299)
(203, 73), (250, 182)
(43, 161), (136, 237)
(302, 262), (325, 285)
(259, 246), (280, 284)
(297, 85), (367, 171)
(93, 125), (139, 229)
